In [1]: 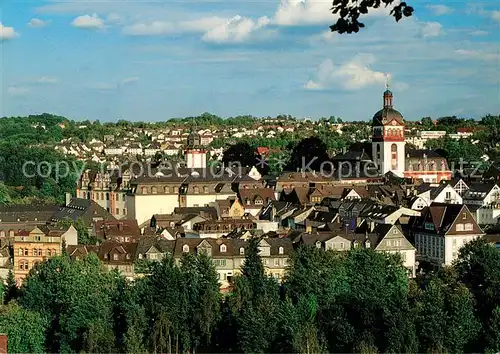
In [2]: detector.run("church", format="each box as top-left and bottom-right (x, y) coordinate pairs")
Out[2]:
(369, 84), (452, 183)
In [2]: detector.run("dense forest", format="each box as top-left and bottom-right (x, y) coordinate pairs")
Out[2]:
(1, 238), (500, 353)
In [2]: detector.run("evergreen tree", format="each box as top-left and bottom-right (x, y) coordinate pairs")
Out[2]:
(4, 269), (18, 304)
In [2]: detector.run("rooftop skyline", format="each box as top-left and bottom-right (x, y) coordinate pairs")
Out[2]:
(1, 0), (499, 121)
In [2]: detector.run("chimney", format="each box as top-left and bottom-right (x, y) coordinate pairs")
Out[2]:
(0, 334), (7, 354)
(65, 192), (71, 206)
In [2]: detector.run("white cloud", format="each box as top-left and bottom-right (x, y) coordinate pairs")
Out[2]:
(71, 14), (105, 30)
(35, 76), (59, 84)
(492, 10), (500, 22)
(309, 30), (338, 43)
(121, 77), (139, 85)
(273, 0), (391, 26)
(28, 18), (48, 28)
(0, 22), (19, 40)
(419, 22), (443, 38)
(305, 54), (387, 91)
(455, 49), (500, 62)
(7, 87), (30, 96)
(469, 30), (488, 36)
(90, 77), (140, 91)
(426, 5), (453, 16)
(106, 13), (122, 24)
(122, 17), (227, 36)
(202, 15), (271, 43)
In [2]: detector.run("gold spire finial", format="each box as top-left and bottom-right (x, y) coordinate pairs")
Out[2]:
(385, 73), (390, 90)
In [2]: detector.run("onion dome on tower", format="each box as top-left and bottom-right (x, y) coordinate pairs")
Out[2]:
(372, 87), (404, 127)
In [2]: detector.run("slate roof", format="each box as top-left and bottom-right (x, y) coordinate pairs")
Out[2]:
(0, 204), (59, 223)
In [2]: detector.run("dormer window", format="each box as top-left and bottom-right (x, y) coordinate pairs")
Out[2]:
(182, 244), (189, 253)
(278, 246), (284, 255)
(220, 244), (227, 253)
(315, 241), (321, 249)
(152, 187), (158, 194)
(239, 247), (245, 255)
(113, 254), (118, 260)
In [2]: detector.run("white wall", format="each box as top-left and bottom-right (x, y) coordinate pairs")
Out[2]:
(372, 140), (406, 177)
(477, 207), (500, 225)
(444, 234), (482, 265)
(128, 194), (179, 225)
(254, 220), (279, 233)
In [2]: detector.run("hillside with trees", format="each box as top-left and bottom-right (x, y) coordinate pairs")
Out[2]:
(2, 238), (500, 353)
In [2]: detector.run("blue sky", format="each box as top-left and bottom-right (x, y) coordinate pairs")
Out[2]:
(0, 0), (499, 121)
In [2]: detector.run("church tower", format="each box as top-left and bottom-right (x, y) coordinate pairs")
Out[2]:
(185, 131), (207, 169)
(371, 77), (406, 177)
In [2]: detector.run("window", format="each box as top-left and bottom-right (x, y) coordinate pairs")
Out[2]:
(106, 193), (110, 200)
(182, 244), (189, 253)
(9, 230), (14, 237)
(47, 249), (52, 256)
(262, 258), (269, 266)
(116, 194), (119, 201)
(214, 259), (227, 267)
(126, 254), (130, 259)
(203, 186), (209, 193)
(0, 231), (4, 237)
(116, 208), (120, 215)
(18, 248), (23, 256)
(141, 187), (148, 194)
(340, 242), (345, 249)
(35, 235), (41, 241)
(376, 144), (381, 160)
(24, 249), (28, 256)
(274, 258), (280, 266)
(123, 209), (126, 215)
(173, 186), (178, 193)
(239, 247), (245, 255)
(125, 237), (130, 242)
(19, 260), (28, 270)
(113, 254), (119, 260)
(220, 244), (227, 253)
(152, 187), (158, 194)
(445, 191), (451, 200)
(456, 223), (464, 232)
(193, 186), (199, 194)
(255, 197), (263, 205)
(278, 246), (284, 255)
(164, 186), (170, 193)
(462, 212), (467, 220)
(391, 144), (398, 170)
(465, 223), (474, 231)
(393, 228), (398, 234)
